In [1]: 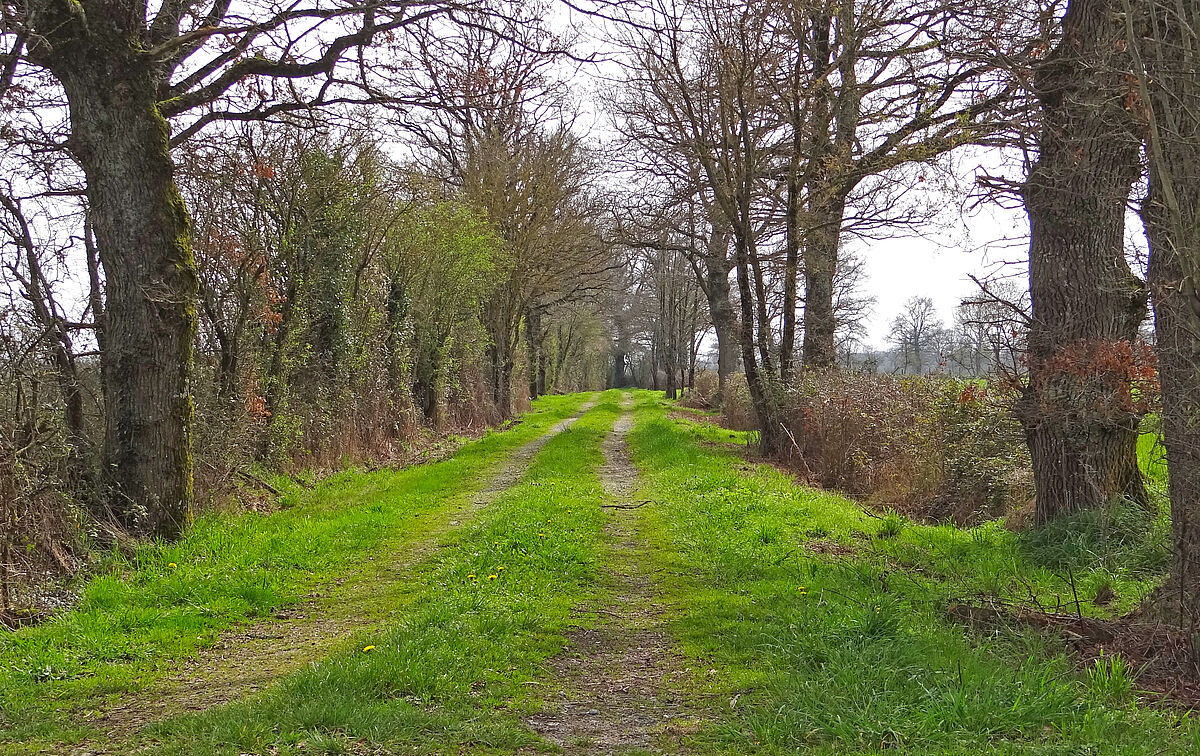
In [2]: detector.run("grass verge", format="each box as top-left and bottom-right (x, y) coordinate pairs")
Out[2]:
(626, 391), (1199, 755)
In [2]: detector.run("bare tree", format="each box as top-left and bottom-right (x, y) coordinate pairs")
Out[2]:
(888, 295), (944, 373)
(765, 0), (1021, 371)
(398, 13), (617, 413)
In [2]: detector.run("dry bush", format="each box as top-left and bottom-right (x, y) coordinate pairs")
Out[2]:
(680, 369), (721, 408)
(776, 372), (1032, 524)
(446, 365), (505, 431)
(0, 414), (83, 626)
(720, 372), (758, 431)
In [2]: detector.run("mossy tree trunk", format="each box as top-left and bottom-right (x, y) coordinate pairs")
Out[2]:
(49, 40), (198, 539)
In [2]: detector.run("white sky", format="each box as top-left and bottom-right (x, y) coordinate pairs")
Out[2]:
(851, 200), (1031, 350)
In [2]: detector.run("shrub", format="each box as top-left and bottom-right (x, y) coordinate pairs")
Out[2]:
(720, 372), (757, 431)
(775, 371), (1032, 524)
(680, 369), (721, 409)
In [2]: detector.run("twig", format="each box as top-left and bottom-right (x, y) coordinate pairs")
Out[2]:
(601, 500), (653, 510)
(234, 468), (282, 496)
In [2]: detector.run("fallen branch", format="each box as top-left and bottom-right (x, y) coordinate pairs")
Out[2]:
(601, 500), (653, 510)
(234, 468), (283, 496)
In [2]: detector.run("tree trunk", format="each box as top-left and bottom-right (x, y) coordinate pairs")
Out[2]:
(55, 56), (198, 540)
(1145, 200), (1200, 624)
(1137, 0), (1200, 623)
(704, 243), (738, 405)
(1018, 0), (1148, 524)
(801, 192), (847, 370)
(412, 334), (441, 426)
(537, 346), (548, 397)
(732, 234), (784, 454)
(781, 158), (802, 381)
(486, 315), (516, 417)
(525, 306), (542, 400)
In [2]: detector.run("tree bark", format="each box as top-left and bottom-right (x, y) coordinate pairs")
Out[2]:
(703, 233), (739, 405)
(1135, 0), (1200, 623)
(53, 51), (198, 539)
(1018, 0), (1148, 524)
(801, 192), (848, 370)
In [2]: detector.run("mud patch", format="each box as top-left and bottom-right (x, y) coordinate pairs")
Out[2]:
(805, 540), (856, 557)
(527, 395), (701, 754)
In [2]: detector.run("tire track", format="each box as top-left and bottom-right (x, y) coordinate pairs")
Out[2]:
(527, 394), (700, 754)
(77, 397), (599, 747)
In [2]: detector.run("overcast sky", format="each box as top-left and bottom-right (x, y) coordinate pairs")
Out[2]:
(851, 196), (1031, 350)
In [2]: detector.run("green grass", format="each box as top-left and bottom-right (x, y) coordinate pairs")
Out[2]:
(2, 388), (1193, 755)
(128, 391), (623, 755)
(626, 391), (1198, 755)
(0, 391), (596, 750)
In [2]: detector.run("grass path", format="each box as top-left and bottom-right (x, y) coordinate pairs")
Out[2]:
(526, 393), (702, 753)
(0, 392), (598, 754)
(83, 396), (602, 743)
(3, 390), (1200, 755)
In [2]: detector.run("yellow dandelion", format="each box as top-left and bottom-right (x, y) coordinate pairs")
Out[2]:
(487, 574), (498, 580)
(538, 532), (545, 538)
(467, 573), (477, 579)
(498, 566), (506, 571)
(167, 562), (177, 568)
(363, 645), (376, 652)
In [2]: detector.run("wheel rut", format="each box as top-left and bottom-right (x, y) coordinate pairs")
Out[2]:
(526, 395), (700, 754)
(77, 398), (599, 748)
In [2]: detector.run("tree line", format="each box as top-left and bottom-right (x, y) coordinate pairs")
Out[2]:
(606, 0), (1200, 625)
(0, 0), (617, 553)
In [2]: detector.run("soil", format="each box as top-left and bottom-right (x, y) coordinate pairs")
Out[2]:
(75, 400), (598, 749)
(526, 395), (703, 754)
